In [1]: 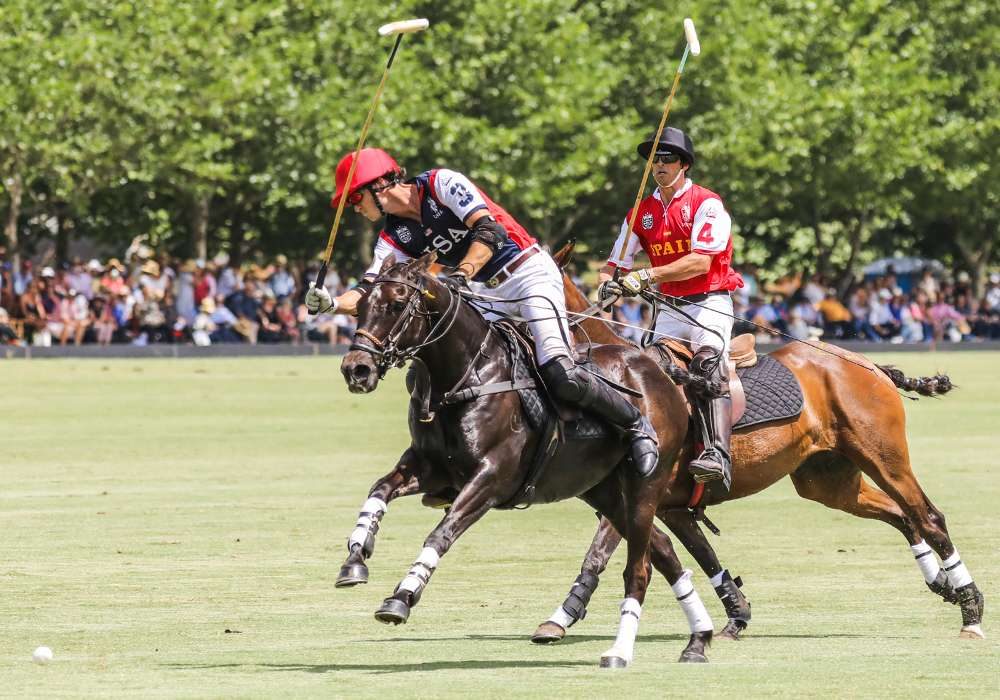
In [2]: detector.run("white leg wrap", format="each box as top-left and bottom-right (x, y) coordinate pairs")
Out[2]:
(708, 570), (726, 588)
(347, 497), (387, 553)
(942, 550), (973, 589)
(547, 606), (577, 629)
(910, 540), (942, 584)
(398, 547), (440, 594)
(672, 569), (714, 633)
(602, 598), (642, 664)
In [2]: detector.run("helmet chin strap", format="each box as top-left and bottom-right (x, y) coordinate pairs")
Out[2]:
(367, 184), (388, 218)
(665, 168), (686, 189)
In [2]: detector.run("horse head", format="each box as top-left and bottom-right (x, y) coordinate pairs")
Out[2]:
(341, 252), (447, 393)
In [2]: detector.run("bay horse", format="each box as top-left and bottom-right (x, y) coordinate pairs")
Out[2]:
(337, 252), (713, 667)
(531, 245), (985, 643)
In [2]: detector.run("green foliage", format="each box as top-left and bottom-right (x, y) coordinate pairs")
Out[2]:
(1, 0), (995, 284)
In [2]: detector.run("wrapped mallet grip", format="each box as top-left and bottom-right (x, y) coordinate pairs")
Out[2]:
(684, 18), (700, 55)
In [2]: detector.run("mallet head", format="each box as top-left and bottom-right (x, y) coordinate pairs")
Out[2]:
(378, 18), (430, 37)
(683, 18), (701, 56)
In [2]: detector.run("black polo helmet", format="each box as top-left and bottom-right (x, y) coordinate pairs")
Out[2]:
(637, 126), (695, 167)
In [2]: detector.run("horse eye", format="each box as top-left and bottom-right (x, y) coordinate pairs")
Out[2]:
(390, 299), (407, 312)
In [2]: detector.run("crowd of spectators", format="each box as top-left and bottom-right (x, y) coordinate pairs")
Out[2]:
(596, 264), (1000, 346)
(2, 242), (998, 348)
(0, 244), (357, 347)
(727, 266), (1000, 344)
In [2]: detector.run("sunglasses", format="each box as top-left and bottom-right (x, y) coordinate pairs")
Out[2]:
(347, 179), (395, 207)
(652, 152), (681, 164)
(346, 189), (366, 206)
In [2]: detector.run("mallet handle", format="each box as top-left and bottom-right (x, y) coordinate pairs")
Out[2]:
(316, 34), (404, 289)
(613, 46), (689, 280)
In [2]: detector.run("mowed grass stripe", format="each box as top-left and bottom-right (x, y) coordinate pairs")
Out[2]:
(1, 354), (997, 698)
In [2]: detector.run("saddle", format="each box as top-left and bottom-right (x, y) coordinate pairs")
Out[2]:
(407, 319), (637, 509)
(652, 333), (757, 424)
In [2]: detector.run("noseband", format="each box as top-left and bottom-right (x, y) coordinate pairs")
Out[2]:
(349, 277), (462, 378)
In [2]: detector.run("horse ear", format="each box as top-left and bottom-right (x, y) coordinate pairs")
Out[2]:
(552, 238), (576, 270)
(410, 250), (437, 271)
(379, 253), (397, 274)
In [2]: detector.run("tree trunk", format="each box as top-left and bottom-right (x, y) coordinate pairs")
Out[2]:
(836, 215), (866, 297)
(954, 231), (995, 300)
(190, 194), (210, 261)
(3, 171), (22, 269)
(3, 172), (24, 270)
(55, 203), (71, 264)
(231, 206), (245, 268)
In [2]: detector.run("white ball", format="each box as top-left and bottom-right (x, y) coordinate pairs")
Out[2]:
(32, 646), (53, 664)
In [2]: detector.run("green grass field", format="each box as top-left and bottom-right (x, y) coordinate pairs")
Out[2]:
(2, 353), (998, 698)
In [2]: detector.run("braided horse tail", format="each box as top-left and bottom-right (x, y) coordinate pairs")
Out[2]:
(876, 365), (955, 398)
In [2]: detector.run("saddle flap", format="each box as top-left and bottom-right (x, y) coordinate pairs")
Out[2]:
(729, 333), (757, 368)
(493, 321), (551, 430)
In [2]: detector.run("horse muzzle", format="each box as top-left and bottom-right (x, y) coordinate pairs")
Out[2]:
(341, 351), (381, 393)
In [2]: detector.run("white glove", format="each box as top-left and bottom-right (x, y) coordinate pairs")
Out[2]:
(305, 282), (336, 314)
(620, 269), (654, 297)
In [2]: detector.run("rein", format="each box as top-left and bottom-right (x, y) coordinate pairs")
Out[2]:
(639, 288), (882, 375)
(349, 276), (464, 378)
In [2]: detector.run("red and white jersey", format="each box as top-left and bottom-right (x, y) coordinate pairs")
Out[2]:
(607, 180), (743, 297)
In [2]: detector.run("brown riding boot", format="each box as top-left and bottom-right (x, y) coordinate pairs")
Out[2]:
(687, 350), (733, 491)
(689, 393), (733, 490)
(688, 396), (733, 492)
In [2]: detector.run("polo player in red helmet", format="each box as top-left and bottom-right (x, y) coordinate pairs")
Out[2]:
(307, 147), (659, 476)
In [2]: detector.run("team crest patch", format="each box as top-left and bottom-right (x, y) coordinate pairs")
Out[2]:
(396, 226), (412, 243)
(641, 213), (654, 230)
(681, 202), (692, 225)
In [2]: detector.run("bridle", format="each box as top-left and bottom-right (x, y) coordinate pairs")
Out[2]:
(349, 275), (463, 378)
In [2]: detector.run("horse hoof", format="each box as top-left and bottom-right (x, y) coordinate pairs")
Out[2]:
(374, 597), (410, 625)
(599, 655), (629, 669)
(335, 562), (369, 588)
(717, 619), (747, 641)
(679, 649), (709, 663)
(678, 630), (712, 662)
(959, 625), (985, 640)
(530, 622), (566, 644)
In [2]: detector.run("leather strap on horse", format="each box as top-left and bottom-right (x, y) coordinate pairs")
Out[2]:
(505, 412), (559, 509)
(441, 378), (539, 406)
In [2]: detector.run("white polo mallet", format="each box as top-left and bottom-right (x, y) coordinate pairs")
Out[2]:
(316, 18), (430, 288)
(614, 18), (701, 273)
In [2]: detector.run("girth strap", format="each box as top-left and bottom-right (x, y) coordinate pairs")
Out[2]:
(440, 378), (539, 406)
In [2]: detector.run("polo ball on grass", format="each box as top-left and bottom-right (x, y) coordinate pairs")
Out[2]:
(32, 646), (54, 664)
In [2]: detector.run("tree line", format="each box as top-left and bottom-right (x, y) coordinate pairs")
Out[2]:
(2, 0), (996, 294)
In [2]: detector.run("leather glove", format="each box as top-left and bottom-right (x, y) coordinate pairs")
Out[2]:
(597, 279), (624, 303)
(620, 269), (654, 297)
(443, 270), (470, 291)
(305, 281), (336, 314)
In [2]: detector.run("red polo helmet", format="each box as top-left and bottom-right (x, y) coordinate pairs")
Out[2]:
(330, 148), (402, 207)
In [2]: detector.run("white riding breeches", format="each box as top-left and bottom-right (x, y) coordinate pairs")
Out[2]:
(653, 292), (734, 356)
(471, 251), (572, 365)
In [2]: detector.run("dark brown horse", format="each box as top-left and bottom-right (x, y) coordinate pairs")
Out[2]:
(337, 253), (714, 667)
(531, 248), (985, 643)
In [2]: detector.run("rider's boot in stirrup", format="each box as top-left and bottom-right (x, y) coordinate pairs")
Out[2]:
(688, 350), (733, 491)
(541, 356), (659, 477)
